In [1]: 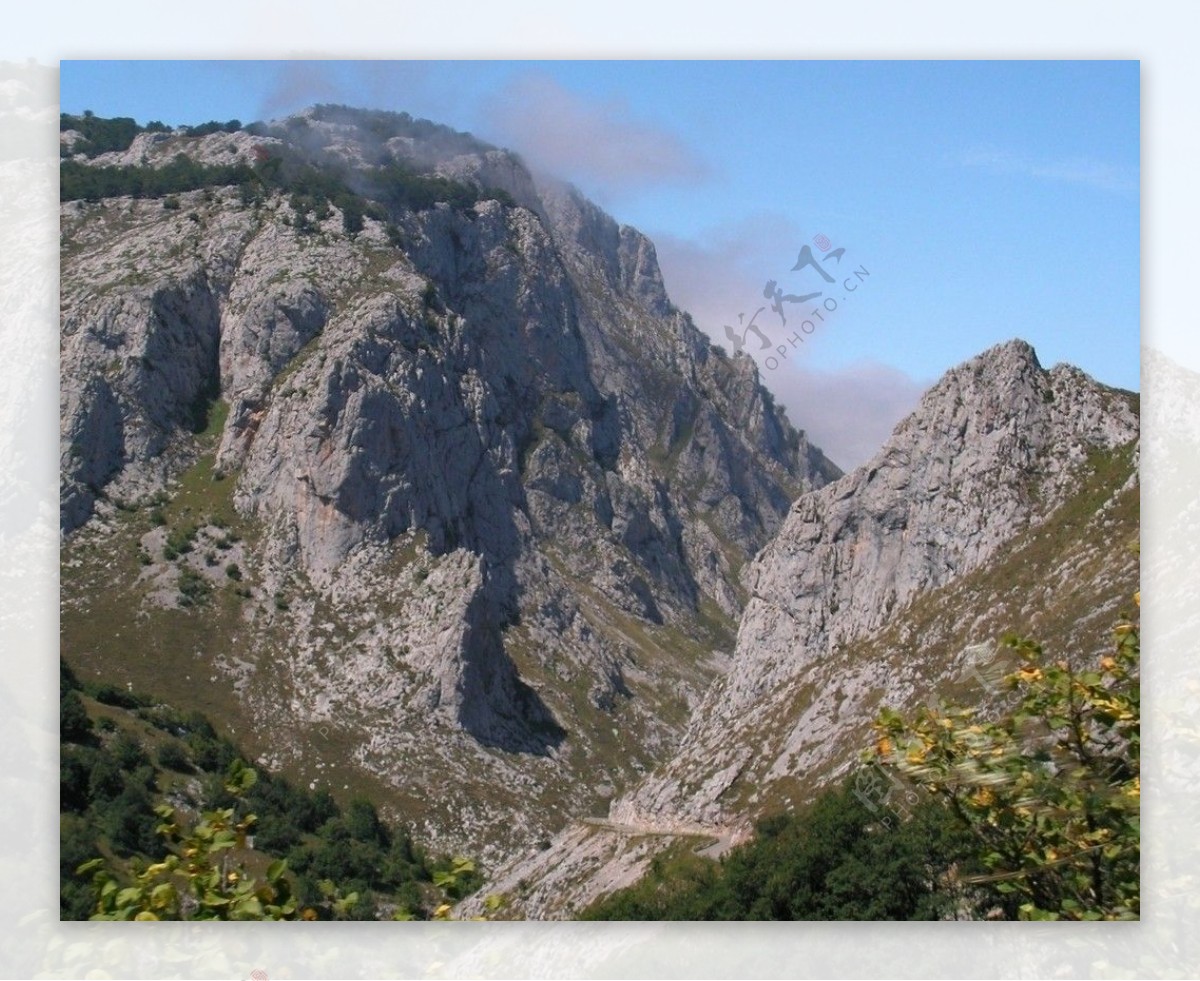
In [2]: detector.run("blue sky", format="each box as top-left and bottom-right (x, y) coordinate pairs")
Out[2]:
(61, 60), (1139, 468)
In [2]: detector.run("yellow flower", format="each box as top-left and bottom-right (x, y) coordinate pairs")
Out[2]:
(301, 907), (318, 920)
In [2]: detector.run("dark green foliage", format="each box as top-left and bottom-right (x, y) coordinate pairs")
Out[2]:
(583, 775), (980, 920)
(59, 748), (93, 813)
(60, 112), (143, 157)
(297, 789), (340, 833)
(89, 683), (149, 710)
(177, 566), (211, 607)
(249, 812), (302, 854)
(163, 522), (198, 560)
(345, 797), (387, 845)
(60, 112), (515, 223)
(60, 658), (82, 697)
(85, 753), (125, 804)
(341, 197), (364, 236)
(156, 741), (191, 772)
(182, 119), (242, 137)
(189, 732), (238, 773)
(60, 814), (100, 919)
(60, 155), (257, 203)
(284, 804), (435, 915)
(110, 732), (149, 772)
(60, 690), (93, 744)
(61, 664), (458, 921)
(99, 784), (161, 856)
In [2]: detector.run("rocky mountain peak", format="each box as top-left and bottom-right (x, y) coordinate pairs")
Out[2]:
(59, 107), (839, 862)
(455, 335), (1139, 918)
(610, 335), (1138, 833)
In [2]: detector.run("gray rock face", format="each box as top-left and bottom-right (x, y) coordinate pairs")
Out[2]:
(613, 338), (1139, 829)
(466, 339), (1139, 917)
(61, 263), (228, 526)
(59, 106), (838, 860)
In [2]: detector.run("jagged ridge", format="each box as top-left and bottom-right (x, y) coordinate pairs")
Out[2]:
(59, 107), (839, 864)
(468, 339), (1139, 917)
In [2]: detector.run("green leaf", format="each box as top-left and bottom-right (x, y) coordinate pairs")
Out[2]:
(150, 883), (176, 910)
(115, 887), (143, 908)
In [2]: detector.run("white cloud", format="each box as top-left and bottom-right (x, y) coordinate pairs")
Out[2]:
(765, 360), (928, 472)
(651, 218), (925, 471)
(480, 73), (709, 199)
(652, 213), (807, 342)
(957, 146), (1136, 193)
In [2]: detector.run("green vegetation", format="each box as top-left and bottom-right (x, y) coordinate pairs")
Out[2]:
(872, 598), (1140, 920)
(60, 112), (242, 159)
(582, 779), (978, 920)
(60, 112), (516, 225)
(60, 155), (258, 204)
(60, 111), (171, 158)
(61, 661), (479, 920)
(583, 605), (1139, 921)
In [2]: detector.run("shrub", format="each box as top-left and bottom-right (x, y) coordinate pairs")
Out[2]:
(156, 741), (191, 773)
(60, 691), (93, 744)
(110, 732), (149, 772)
(872, 600), (1140, 920)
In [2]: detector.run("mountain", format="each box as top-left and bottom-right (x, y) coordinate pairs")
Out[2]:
(468, 339), (1139, 918)
(59, 106), (839, 866)
(58, 108), (1139, 912)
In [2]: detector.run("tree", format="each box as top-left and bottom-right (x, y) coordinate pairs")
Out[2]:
(871, 597), (1140, 920)
(78, 762), (313, 920)
(582, 779), (977, 921)
(60, 690), (93, 744)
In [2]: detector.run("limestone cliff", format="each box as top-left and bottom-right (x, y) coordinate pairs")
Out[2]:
(469, 340), (1139, 917)
(59, 106), (838, 861)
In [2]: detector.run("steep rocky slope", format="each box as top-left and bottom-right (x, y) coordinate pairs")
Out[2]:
(470, 340), (1139, 918)
(59, 107), (838, 863)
